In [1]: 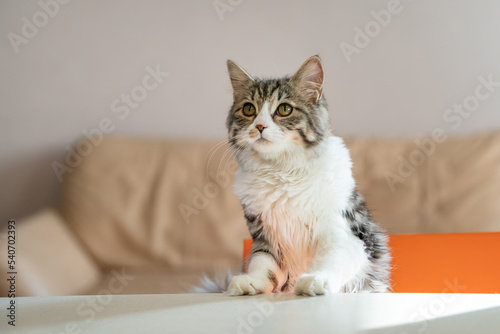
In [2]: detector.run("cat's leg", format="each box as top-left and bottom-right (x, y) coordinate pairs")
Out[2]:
(228, 250), (284, 296)
(294, 227), (367, 296)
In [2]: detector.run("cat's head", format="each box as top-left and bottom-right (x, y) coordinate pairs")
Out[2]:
(226, 56), (330, 159)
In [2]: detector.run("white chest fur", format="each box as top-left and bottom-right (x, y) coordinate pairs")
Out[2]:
(234, 136), (357, 277)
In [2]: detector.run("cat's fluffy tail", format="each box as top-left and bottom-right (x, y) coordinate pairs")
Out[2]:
(189, 270), (233, 293)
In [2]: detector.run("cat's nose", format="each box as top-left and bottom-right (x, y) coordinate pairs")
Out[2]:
(256, 124), (268, 133)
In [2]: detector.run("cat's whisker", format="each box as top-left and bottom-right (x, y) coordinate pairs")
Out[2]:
(204, 134), (244, 181)
(222, 144), (243, 175)
(205, 138), (232, 180)
(216, 142), (241, 180)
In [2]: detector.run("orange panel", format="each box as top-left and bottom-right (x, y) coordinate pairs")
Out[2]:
(242, 232), (500, 293)
(389, 232), (500, 293)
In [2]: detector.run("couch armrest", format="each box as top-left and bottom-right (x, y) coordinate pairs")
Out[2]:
(0, 209), (102, 296)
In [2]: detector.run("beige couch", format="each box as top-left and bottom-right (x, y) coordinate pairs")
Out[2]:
(2, 132), (500, 297)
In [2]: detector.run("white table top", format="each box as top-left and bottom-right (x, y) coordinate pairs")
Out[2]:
(1, 293), (500, 333)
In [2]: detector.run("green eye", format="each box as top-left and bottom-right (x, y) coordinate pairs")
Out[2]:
(242, 103), (256, 117)
(277, 103), (293, 117)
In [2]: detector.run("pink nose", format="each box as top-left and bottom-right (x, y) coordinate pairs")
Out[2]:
(256, 124), (267, 133)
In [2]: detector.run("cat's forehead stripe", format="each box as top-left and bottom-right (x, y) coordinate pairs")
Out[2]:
(253, 80), (280, 99)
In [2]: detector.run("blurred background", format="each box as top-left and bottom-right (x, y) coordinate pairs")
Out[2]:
(1, 1), (500, 298)
(1, 0), (500, 223)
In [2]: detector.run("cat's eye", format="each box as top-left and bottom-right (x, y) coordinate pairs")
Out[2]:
(242, 103), (256, 117)
(276, 103), (293, 117)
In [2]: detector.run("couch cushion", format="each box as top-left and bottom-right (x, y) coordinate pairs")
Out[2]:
(59, 137), (250, 270)
(421, 131), (500, 233)
(0, 209), (102, 296)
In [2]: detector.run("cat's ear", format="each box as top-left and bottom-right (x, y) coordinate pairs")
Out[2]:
(291, 55), (324, 103)
(227, 60), (254, 97)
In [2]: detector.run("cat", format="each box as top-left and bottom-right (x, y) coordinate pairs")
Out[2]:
(199, 55), (391, 296)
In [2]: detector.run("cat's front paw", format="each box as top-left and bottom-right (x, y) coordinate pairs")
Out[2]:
(227, 274), (265, 296)
(294, 274), (329, 296)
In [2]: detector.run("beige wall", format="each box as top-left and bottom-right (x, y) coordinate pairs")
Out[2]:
(1, 0), (500, 221)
